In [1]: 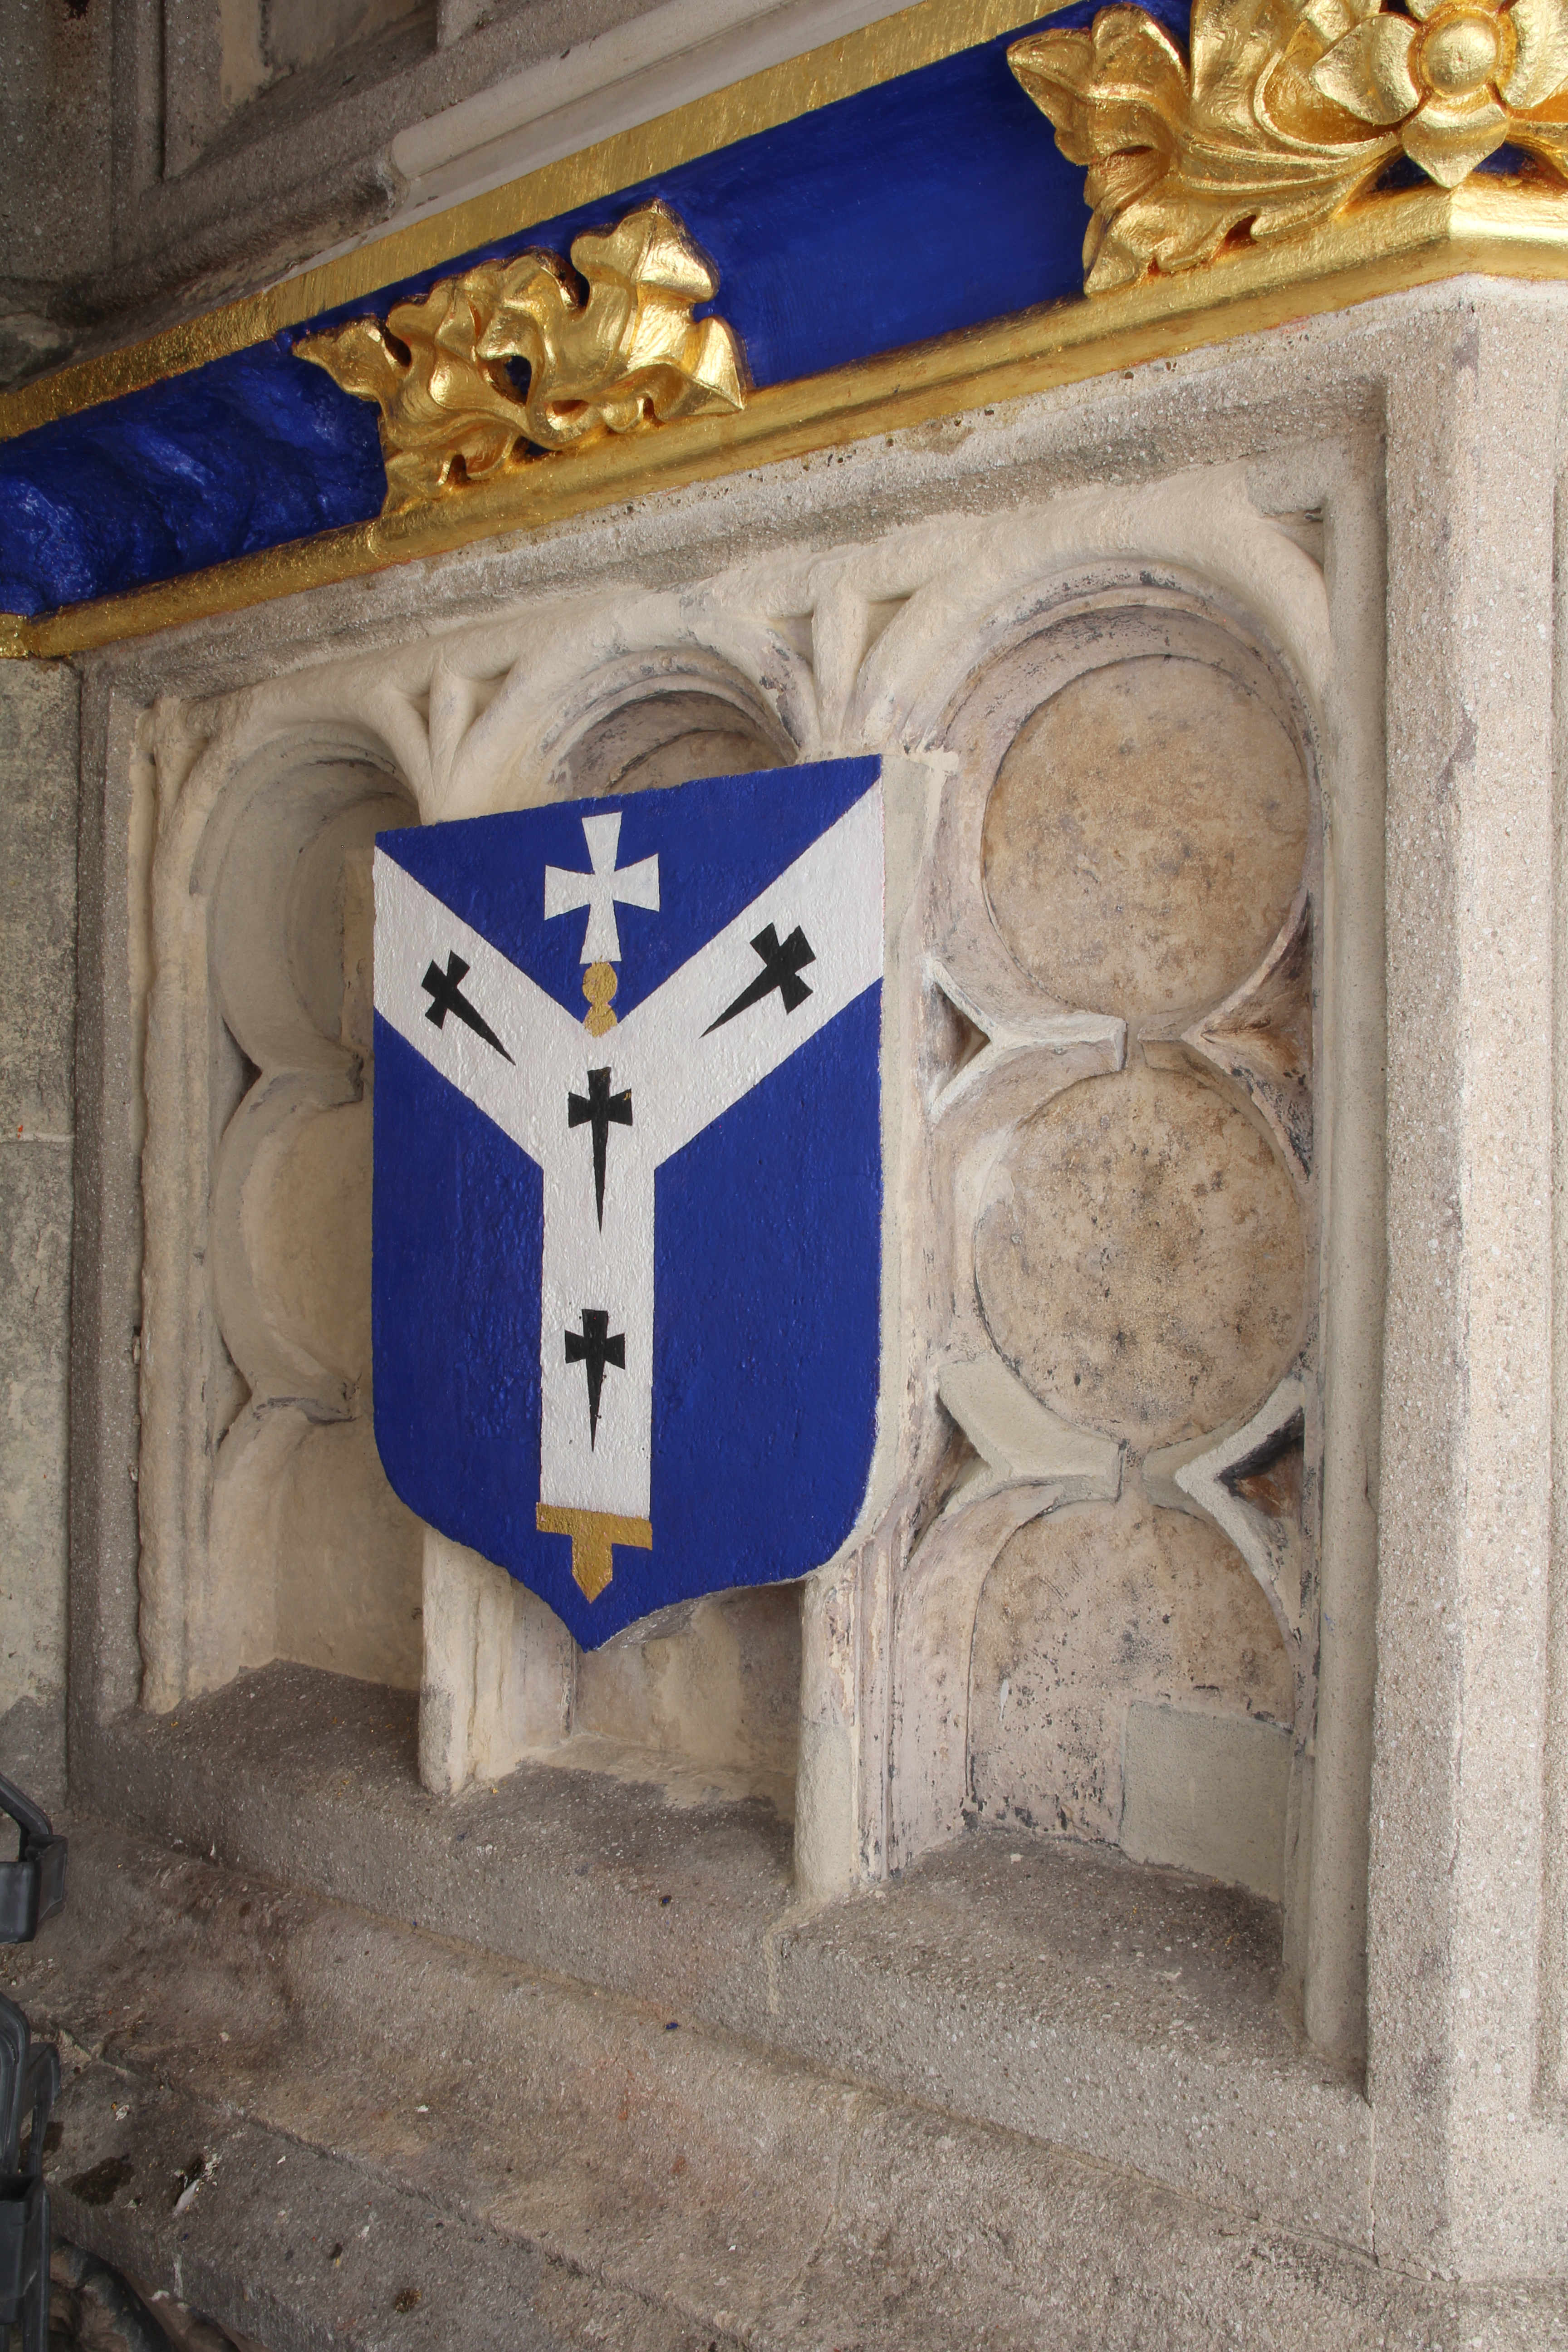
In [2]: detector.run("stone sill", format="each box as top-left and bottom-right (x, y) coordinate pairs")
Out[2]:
(74, 1660), (1370, 2247)
(10, 1815), (1531, 2351)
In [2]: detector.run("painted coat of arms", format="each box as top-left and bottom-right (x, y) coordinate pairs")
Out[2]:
(371, 757), (888, 1648)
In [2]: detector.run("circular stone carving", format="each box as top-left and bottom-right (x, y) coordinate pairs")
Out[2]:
(242, 1098), (372, 1388)
(981, 654), (1308, 1016)
(974, 1064), (1303, 1448)
(967, 1491), (1292, 1845)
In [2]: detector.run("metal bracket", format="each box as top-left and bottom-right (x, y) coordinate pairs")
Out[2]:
(0, 1777), (66, 2352)
(0, 1778), (65, 1948)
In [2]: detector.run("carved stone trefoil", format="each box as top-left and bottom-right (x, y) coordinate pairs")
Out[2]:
(1009, 0), (1568, 294)
(297, 202), (747, 513)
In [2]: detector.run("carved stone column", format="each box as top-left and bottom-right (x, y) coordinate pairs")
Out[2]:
(1372, 294), (1568, 2274)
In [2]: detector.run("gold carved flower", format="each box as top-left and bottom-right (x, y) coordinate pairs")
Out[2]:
(1309, 0), (1568, 184)
(1012, 0), (1568, 298)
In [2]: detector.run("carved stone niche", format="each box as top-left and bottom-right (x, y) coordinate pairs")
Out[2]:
(136, 580), (1325, 2004)
(135, 632), (821, 1805)
(547, 673), (795, 802)
(886, 591), (1323, 1996)
(138, 736), (423, 1708)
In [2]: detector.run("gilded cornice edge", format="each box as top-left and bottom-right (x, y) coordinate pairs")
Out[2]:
(7, 174), (1566, 661)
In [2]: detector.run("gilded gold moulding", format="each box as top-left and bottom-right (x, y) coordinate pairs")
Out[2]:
(1009, 0), (1568, 293)
(297, 204), (747, 513)
(8, 0), (1568, 657)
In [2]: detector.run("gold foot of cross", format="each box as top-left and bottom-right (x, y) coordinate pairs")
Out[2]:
(535, 1504), (652, 1601)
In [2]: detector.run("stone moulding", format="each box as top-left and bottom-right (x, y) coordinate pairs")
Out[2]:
(296, 205), (747, 514)
(1009, 0), (1568, 292)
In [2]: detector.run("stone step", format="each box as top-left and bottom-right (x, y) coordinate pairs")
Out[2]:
(88, 1663), (1367, 2240)
(7, 1817), (1563, 2352)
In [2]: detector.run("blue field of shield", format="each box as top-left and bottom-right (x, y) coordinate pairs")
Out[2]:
(370, 755), (885, 1649)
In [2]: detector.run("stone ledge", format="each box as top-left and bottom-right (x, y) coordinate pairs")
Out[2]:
(73, 1664), (1371, 2238)
(774, 1838), (1369, 2246)
(5, 1818), (1562, 2350)
(80, 1664), (792, 2038)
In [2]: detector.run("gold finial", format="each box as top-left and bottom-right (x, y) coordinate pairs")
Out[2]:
(583, 961), (618, 1035)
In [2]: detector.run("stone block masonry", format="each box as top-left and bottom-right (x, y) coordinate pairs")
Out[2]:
(0, 659), (77, 1815)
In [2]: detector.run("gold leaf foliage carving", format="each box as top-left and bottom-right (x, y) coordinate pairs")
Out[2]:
(1009, 0), (1568, 294)
(297, 202), (747, 511)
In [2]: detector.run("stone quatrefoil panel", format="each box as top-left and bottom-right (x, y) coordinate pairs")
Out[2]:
(139, 484), (1330, 1921)
(890, 603), (1318, 1886)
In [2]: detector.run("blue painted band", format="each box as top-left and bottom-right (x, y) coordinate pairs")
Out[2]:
(0, 5), (1194, 618)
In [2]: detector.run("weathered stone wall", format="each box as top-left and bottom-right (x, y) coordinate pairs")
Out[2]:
(0, 657), (78, 1811)
(0, 0), (115, 387)
(0, 0), (898, 386)
(112, 360), (1365, 2061)
(7, 0), (1567, 2327)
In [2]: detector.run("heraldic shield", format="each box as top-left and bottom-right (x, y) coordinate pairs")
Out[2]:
(371, 756), (887, 1649)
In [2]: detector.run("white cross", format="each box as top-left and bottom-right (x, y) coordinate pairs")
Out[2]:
(543, 812), (660, 964)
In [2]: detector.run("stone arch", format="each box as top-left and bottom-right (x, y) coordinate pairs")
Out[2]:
(541, 651), (799, 801)
(138, 725), (421, 1704)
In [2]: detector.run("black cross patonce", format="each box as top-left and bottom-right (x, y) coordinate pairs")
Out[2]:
(567, 1066), (632, 1229)
(564, 1308), (625, 1447)
(704, 922), (816, 1036)
(421, 951), (513, 1062)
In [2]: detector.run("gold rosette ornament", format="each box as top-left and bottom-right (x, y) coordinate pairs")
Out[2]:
(1310, 0), (1568, 184)
(1010, 0), (1568, 294)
